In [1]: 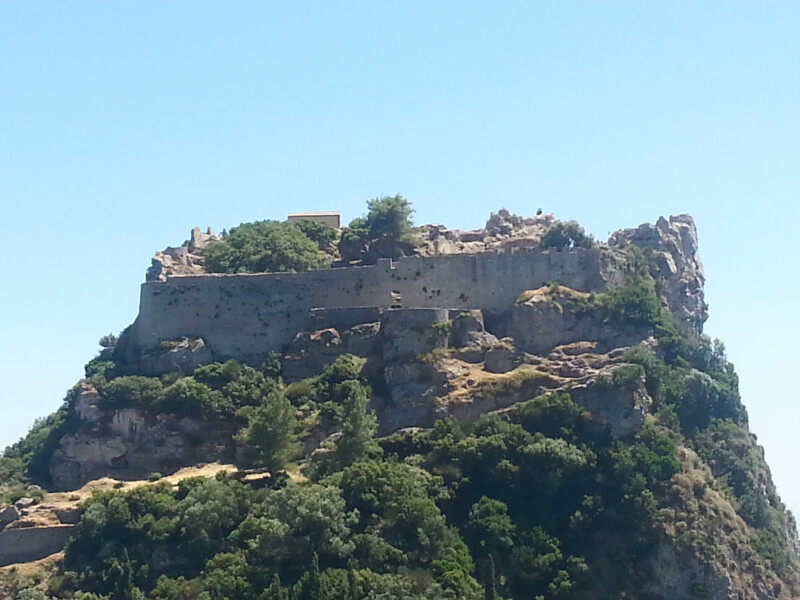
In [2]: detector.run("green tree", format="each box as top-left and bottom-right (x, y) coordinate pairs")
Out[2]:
(234, 391), (301, 471)
(339, 195), (417, 262)
(465, 497), (515, 561)
(338, 217), (370, 262)
(202, 551), (253, 600)
(365, 195), (414, 240)
(204, 220), (326, 274)
(292, 219), (338, 250)
(231, 484), (357, 578)
(365, 194), (415, 260)
(484, 554), (497, 600)
(333, 381), (379, 469)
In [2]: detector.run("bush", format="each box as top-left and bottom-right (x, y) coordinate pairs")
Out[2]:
(539, 221), (594, 250)
(291, 219), (338, 249)
(159, 379), (230, 416)
(338, 217), (371, 262)
(600, 276), (662, 326)
(100, 376), (164, 409)
(204, 220), (327, 274)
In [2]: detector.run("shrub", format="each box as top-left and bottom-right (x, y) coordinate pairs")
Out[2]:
(539, 221), (594, 250)
(204, 220), (327, 274)
(600, 276), (662, 326)
(100, 376), (164, 409)
(159, 379), (230, 416)
(291, 219), (338, 249)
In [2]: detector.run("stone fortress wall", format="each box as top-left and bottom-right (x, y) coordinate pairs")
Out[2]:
(124, 213), (705, 373)
(127, 247), (621, 371)
(0, 525), (75, 567)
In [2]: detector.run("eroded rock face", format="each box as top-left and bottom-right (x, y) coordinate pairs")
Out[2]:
(609, 214), (707, 330)
(381, 309), (450, 363)
(48, 409), (236, 491)
(138, 338), (214, 376)
(282, 322), (381, 381)
(74, 384), (101, 422)
(508, 290), (648, 355)
(146, 227), (220, 281)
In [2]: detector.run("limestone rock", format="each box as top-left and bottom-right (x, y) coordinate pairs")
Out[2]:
(189, 227), (218, 251)
(609, 214), (707, 330)
(418, 208), (555, 256)
(509, 288), (648, 355)
(48, 409), (236, 490)
(568, 371), (651, 438)
(146, 227), (219, 281)
(75, 383), (102, 422)
(448, 310), (499, 349)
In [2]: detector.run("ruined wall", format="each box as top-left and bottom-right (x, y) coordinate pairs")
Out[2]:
(0, 525), (74, 566)
(127, 247), (621, 371)
(386, 247), (616, 310)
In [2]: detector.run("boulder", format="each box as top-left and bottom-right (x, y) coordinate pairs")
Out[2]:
(484, 345), (517, 374)
(14, 497), (35, 509)
(55, 508), (81, 525)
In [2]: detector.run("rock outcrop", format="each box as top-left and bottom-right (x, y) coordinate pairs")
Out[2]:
(48, 388), (236, 490)
(507, 285), (650, 355)
(419, 209), (557, 255)
(146, 227), (220, 281)
(609, 214), (707, 329)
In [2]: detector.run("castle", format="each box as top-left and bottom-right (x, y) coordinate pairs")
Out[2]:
(119, 213), (706, 376)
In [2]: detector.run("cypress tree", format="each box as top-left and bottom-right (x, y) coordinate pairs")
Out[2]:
(485, 554), (497, 600)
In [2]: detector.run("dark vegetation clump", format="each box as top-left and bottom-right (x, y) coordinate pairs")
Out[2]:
(339, 194), (420, 263)
(204, 220), (329, 274)
(199, 194), (421, 275)
(539, 220), (595, 250)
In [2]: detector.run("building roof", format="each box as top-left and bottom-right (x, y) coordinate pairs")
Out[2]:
(287, 211), (340, 217)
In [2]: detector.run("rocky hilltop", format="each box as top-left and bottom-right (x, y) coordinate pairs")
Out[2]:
(1, 208), (797, 600)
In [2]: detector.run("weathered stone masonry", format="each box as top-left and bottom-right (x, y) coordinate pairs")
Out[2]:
(126, 247), (622, 370)
(0, 525), (74, 567)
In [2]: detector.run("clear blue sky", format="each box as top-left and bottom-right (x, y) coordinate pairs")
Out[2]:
(1, 2), (798, 514)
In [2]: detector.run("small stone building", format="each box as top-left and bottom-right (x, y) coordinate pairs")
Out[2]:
(287, 211), (341, 229)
